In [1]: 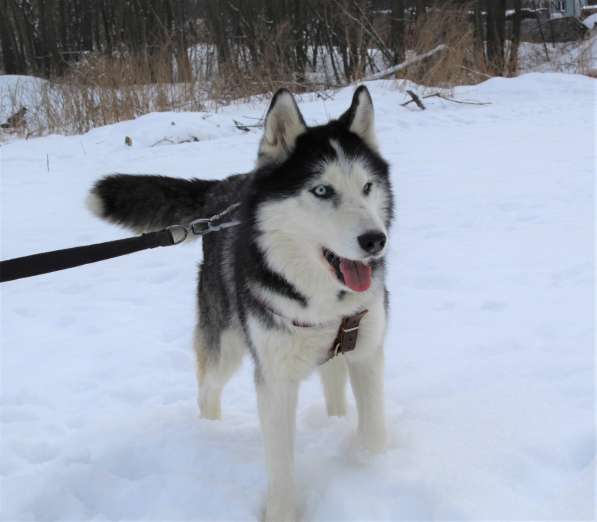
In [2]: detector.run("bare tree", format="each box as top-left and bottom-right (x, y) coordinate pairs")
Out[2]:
(391, 0), (405, 64)
(415, 0), (426, 22)
(508, 0), (522, 75)
(486, 0), (506, 74)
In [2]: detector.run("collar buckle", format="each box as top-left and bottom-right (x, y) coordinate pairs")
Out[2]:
(326, 309), (368, 362)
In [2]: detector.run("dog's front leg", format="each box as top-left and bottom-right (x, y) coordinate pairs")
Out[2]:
(319, 355), (348, 416)
(347, 347), (387, 453)
(256, 376), (299, 522)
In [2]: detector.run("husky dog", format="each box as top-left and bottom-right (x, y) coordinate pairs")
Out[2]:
(87, 86), (393, 521)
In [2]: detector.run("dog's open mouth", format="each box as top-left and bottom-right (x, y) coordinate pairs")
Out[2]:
(323, 248), (372, 292)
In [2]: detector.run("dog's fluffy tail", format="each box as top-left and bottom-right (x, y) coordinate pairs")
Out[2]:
(87, 174), (220, 233)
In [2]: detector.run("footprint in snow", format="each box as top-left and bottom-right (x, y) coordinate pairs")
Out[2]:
(481, 300), (507, 311)
(13, 306), (36, 318)
(0, 407), (39, 424)
(14, 440), (60, 464)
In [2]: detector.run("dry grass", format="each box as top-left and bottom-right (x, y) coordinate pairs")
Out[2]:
(395, 5), (490, 90)
(1, 47), (213, 137)
(1, 9), (592, 139)
(0, 28), (321, 138)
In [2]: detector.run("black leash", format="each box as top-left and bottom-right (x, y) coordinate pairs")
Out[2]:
(1, 230), (176, 283)
(0, 203), (241, 284)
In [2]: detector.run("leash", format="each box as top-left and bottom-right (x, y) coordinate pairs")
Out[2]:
(2, 200), (368, 363)
(0, 203), (241, 283)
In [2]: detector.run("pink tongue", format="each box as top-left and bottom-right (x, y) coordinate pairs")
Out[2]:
(339, 259), (372, 292)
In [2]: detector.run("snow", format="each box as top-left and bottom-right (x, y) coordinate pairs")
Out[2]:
(583, 13), (597, 30)
(1, 73), (594, 520)
(0, 75), (47, 109)
(519, 35), (597, 74)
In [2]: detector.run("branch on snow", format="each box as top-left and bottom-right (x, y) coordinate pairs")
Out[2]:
(359, 44), (448, 83)
(404, 90), (426, 110)
(401, 92), (491, 109)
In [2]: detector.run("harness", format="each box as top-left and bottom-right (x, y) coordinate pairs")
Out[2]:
(1, 201), (368, 362)
(256, 298), (369, 363)
(328, 310), (369, 362)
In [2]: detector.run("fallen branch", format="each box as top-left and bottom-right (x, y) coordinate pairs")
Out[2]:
(242, 115), (265, 122)
(151, 136), (200, 147)
(460, 66), (493, 80)
(233, 119), (262, 131)
(316, 91), (335, 101)
(434, 94), (491, 106)
(405, 90), (426, 110)
(359, 44), (448, 83)
(401, 92), (439, 107)
(401, 91), (491, 108)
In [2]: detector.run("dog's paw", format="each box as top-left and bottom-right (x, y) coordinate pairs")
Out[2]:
(326, 401), (347, 417)
(263, 491), (297, 522)
(264, 507), (297, 522)
(359, 428), (387, 454)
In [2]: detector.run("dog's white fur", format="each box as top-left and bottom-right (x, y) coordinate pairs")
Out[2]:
(257, 90), (307, 167)
(195, 91), (389, 522)
(88, 87), (390, 522)
(347, 88), (378, 151)
(85, 192), (104, 218)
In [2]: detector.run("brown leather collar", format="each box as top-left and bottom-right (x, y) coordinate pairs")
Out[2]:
(255, 297), (368, 363)
(324, 308), (368, 363)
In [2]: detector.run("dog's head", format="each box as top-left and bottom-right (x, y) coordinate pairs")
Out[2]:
(251, 87), (392, 295)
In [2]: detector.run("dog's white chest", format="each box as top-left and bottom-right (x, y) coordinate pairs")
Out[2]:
(248, 318), (337, 380)
(247, 295), (385, 382)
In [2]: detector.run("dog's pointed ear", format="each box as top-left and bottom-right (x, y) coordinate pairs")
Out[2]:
(339, 86), (378, 151)
(258, 89), (307, 166)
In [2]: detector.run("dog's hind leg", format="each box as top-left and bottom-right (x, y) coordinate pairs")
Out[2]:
(319, 356), (348, 417)
(195, 326), (245, 420)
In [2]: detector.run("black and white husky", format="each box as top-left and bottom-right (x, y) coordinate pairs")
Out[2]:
(87, 86), (393, 521)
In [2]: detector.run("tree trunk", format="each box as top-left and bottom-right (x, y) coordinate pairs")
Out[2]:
(205, 0), (230, 65)
(486, 0), (506, 75)
(11, 0), (37, 74)
(38, 0), (65, 77)
(473, 0), (483, 62)
(0, 0), (23, 73)
(81, 0), (93, 52)
(391, 0), (405, 64)
(415, 0), (425, 22)
(508, 0), (522, 76)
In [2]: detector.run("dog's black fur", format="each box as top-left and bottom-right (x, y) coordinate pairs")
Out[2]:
(89, 86), (393, 521)
(90, 87), (392, 359)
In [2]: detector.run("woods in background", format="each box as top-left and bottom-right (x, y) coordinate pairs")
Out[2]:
(0, 0), (201, 78)
(1, 0), (530, 84)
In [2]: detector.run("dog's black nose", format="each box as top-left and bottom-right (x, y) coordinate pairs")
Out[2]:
(358, 231), (387, 255)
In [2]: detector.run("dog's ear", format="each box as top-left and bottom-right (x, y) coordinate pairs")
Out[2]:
(258, 89), (307, 166)
(339, 86), (378, 151)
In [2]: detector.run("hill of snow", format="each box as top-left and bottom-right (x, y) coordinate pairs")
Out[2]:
(0, 73), (594, 520)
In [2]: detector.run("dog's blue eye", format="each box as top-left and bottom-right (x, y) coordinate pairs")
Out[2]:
(311, 184), (335, 199)
(363, 182), (372, 196)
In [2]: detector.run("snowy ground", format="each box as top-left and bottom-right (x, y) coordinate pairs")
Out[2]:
(0, 73), (594, 521)
(519, 35), (597, 74)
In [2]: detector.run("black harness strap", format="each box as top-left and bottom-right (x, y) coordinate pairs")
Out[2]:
(0, 230), (175, 283)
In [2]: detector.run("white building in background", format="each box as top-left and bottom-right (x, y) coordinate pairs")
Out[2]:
(559, 0), (588, 17)
(544, 0), (587, 16)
